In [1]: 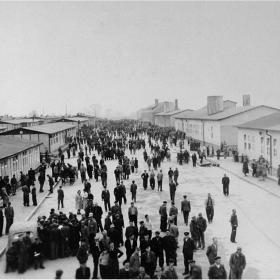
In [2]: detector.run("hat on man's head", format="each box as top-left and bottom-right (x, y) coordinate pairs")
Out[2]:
(188, 260), (195, 264)
(155, 231), (160, 235)
(163, 201), (167, 204)
(184, 232), (190, 236)
(215, 256), (221, 260)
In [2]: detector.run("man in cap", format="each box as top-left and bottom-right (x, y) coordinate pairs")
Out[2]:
(162, 258), (178, 279)
(169, 179), (177, 203)
(101, 186), (111, 212)
(181, 195), (191, 225)
(130, 180), (138, 202)
(229, 247), (246, 279)
(222, 173), (230, 196)
(169, 201), (178, 225)
(141, 170), (149, 190)
(162, 231), (177, 266)
(159, 201), (168, 232)
(197, 213), (207, 250)
(182, 232), (196, 276)
(208, 256), (227, 279)
(188, 260), (202, 279)
(125, 220), (138, 241)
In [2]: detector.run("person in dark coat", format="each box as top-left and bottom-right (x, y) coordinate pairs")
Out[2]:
(38, 173), (45, 192)
(205, 193), (214, 223)
(242, 160), (249, 176)
(141, 170), (149, 190)
(47, 175), (54, 193)
(57, 186), (64, 210)
(222, 174), (230, 196)
(124, 234), (137, 263)
(208, 256), (227, 279)
(230, 209), (238, 243)
(188, 260), (202, 279)
(90, 237), (101, 279)
(162, 231), (177, 266)
(31, 184), (37, 206)
(182, 232), (196, 275)
(130, 181), (137, 202)
(181, 195), (191, 225)
(206, 238), (218, 265)
(159, 201), (168, 232)
(125, 221), (138, 241)
(190, 216), (199, 249)
(192, 153), (197, 167)
(229, 247), (246, 279)
(104, 212), (113, 233)
(114, 184), (123, 206)
(31, 237), (45, 269)
(101, 186), (111, 212)
(4, 202), (14, 234)
(5, 240), (19, 273)
(22, 185), (30, 207)
(169, 180), (176, 202)
(75, 263), (91, 279)
(151, 231), (164, 269)
(141, 246), (157, 278)
(196, 213), (207, 249)
(107, 242), (124, 279)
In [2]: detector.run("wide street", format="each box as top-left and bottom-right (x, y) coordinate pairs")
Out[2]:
(1, 139), (280, 279)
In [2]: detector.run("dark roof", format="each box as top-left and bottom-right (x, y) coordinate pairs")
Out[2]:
(237, 112), (280, 131)
(21, 122), (76, 134)
(154, 109), (184, 116)
(61, 117), (89, 122)
(174, 104), (279, 121)
(0, 136), (42, 160)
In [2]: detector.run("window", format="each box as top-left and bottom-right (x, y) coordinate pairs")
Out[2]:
(248, 135), (250, 142)
(248, 143), (251, 150)
(12, 156), (18, 173)
(244, 134), (246, 141)
(261, 137), (264, 154)
(244, 143), (247, 150)
(211, 127), (213, 138)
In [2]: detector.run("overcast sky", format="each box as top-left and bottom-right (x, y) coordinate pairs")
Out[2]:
(1, 1), (280, 117)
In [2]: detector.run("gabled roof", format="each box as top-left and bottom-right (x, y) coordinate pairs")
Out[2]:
(174, 104), (279, 121)
(22, 122), (76, 134)
(237, 112), (280, 131)
(154, 109), (189, 116)
(0, 136), (42, 160)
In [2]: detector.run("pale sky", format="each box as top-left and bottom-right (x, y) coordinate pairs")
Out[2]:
(1, 1), (280, 118)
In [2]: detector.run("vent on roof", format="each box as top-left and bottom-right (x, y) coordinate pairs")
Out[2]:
(243, 95), (251, 106)
(207, 96), (224, 115)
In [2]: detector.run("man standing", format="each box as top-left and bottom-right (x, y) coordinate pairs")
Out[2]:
(157, 170), (163, 191)
(125, 234), (137, 264)
(47, 175), (54, 193)
(101, 186), (111, 212)
(128, 202), (138, 227)
(208, 256), (227, 279)
(159, 201), (168, 232)
(222, 174), (230, 196)
(192, 153), (197, 167)
(182, 232), (196, 276)
(130, 180), (137, 203)
(168, 168), (174, 183)
(169, 179), (176, 203)
(205, 193), (214, 223)
(57, 186), (64, 210)
(181, 195), (191, 225)
(38, 172), (45, 193)
(141, 170), (149, 190)
(206, 237), (218, 265)
(197, 213), (207, 250)
(151, 231), (164, 270)
(173, 168), (179, 186)
(229, 247), (246, 279)
(230, 209), (238, 243)
(4, 202), (14, 234)
(277, 164), (280, 185)
(141, 246), (157, 278)
(10, 175), (17, 195)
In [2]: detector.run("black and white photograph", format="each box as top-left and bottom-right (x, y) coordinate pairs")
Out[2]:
(0, 1), (280, 279)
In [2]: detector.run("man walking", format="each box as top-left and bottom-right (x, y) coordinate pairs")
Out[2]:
(130, 180), (137, 203)
(222, 173), (230, 196)
(181, 195), (191, 225)
(205, 193), (214, 223)
(173, 168), (179, 186)
(230, 209), (238, 243)
(101, 186), (111, 212)
(197, 213), (207, 249)
(57, 185), (64, 210)
(229, 247), (246, 279)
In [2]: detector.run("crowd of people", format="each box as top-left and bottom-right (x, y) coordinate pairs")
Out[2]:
(2, 120), (247, 279)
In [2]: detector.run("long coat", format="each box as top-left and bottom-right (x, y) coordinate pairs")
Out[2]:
(182, 237), (196, 259)
(206, 243), (218, 265)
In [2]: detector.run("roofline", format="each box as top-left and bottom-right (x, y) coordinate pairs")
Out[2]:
(0, 142), (42, 161)
(174, 105), (280, 121)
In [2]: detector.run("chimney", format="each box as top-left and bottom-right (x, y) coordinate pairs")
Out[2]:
(175, 99), (178, 110)
(207, 96), (224, 115)
(243, 95), (251, 106)
(155, 99), (159, 106)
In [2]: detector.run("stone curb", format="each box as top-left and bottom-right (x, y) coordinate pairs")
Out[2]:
(0, 179), (61, 258)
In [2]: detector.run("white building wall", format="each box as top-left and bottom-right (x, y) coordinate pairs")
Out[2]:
(237, 128), (280, 170)
(204, 121), (221, 147)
